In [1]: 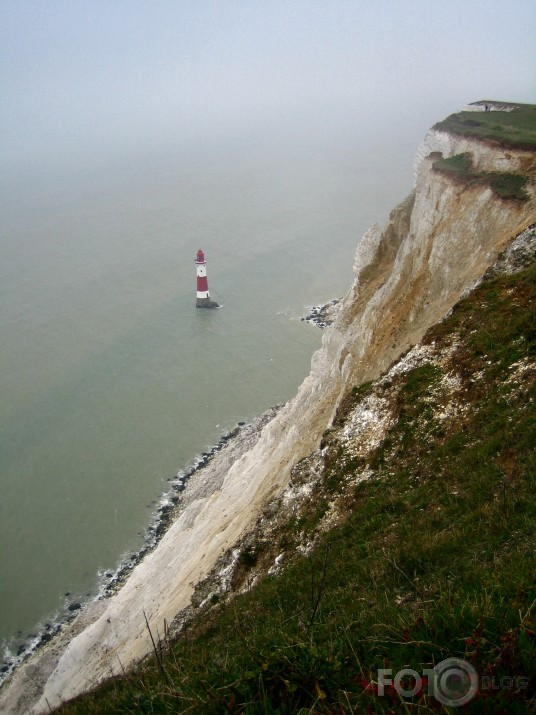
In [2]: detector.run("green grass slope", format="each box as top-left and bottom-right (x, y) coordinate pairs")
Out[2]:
(60, 252), (536, 713)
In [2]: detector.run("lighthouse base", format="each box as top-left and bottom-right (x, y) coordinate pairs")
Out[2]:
(196, 297), (219, 309)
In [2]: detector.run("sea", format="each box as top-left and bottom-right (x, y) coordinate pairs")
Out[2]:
(0, 117), (423, 673)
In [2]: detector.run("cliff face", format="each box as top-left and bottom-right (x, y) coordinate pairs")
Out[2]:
(2, 118), (535, 715)
(304, 127), (535, 423)
(414, 127), (536, 174)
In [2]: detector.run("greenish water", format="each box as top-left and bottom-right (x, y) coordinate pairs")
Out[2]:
(0, 127), (418, 665)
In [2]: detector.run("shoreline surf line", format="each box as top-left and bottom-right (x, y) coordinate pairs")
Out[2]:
(0, 406), (282, 691)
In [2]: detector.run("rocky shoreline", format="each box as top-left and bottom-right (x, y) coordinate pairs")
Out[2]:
(0, 304), (332, 686)
(0, 408), (281, 693)
(301, 298), (340, 329)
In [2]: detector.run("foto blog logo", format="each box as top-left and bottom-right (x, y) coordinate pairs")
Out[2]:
(379, 657), (478, 707)
(378, 657), (528, 706)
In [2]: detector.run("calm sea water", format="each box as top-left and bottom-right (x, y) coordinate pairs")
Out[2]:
(0, 124), (418, 660)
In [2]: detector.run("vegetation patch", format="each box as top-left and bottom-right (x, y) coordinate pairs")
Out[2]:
(432, 152), (530, 200)
(432, 151), (473, 175)
(488, 172), (529, 200)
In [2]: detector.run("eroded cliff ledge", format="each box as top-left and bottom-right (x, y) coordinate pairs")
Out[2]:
(2, 108), (535, 714)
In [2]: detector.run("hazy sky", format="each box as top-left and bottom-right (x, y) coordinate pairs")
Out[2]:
(1, 0), (535, 172)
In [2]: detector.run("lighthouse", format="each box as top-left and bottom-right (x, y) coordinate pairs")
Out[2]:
(195, 249), (219, 308)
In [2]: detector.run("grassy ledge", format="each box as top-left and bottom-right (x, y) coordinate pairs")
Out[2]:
(56, 235), (536, 713)
(433, 102), (536, 150)
(431, 152), (530, 201)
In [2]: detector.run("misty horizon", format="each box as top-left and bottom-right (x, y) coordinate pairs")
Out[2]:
(1, 0), (535, 178)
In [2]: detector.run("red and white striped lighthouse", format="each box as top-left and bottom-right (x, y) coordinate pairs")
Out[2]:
(195, 249), (219, 308)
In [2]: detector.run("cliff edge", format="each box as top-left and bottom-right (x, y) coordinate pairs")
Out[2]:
(1, 104), (535, 714)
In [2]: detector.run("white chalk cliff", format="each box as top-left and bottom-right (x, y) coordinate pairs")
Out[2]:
(1, 117), (535, 714)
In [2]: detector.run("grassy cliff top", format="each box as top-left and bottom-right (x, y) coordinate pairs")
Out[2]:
(434, 102), (536, 150)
